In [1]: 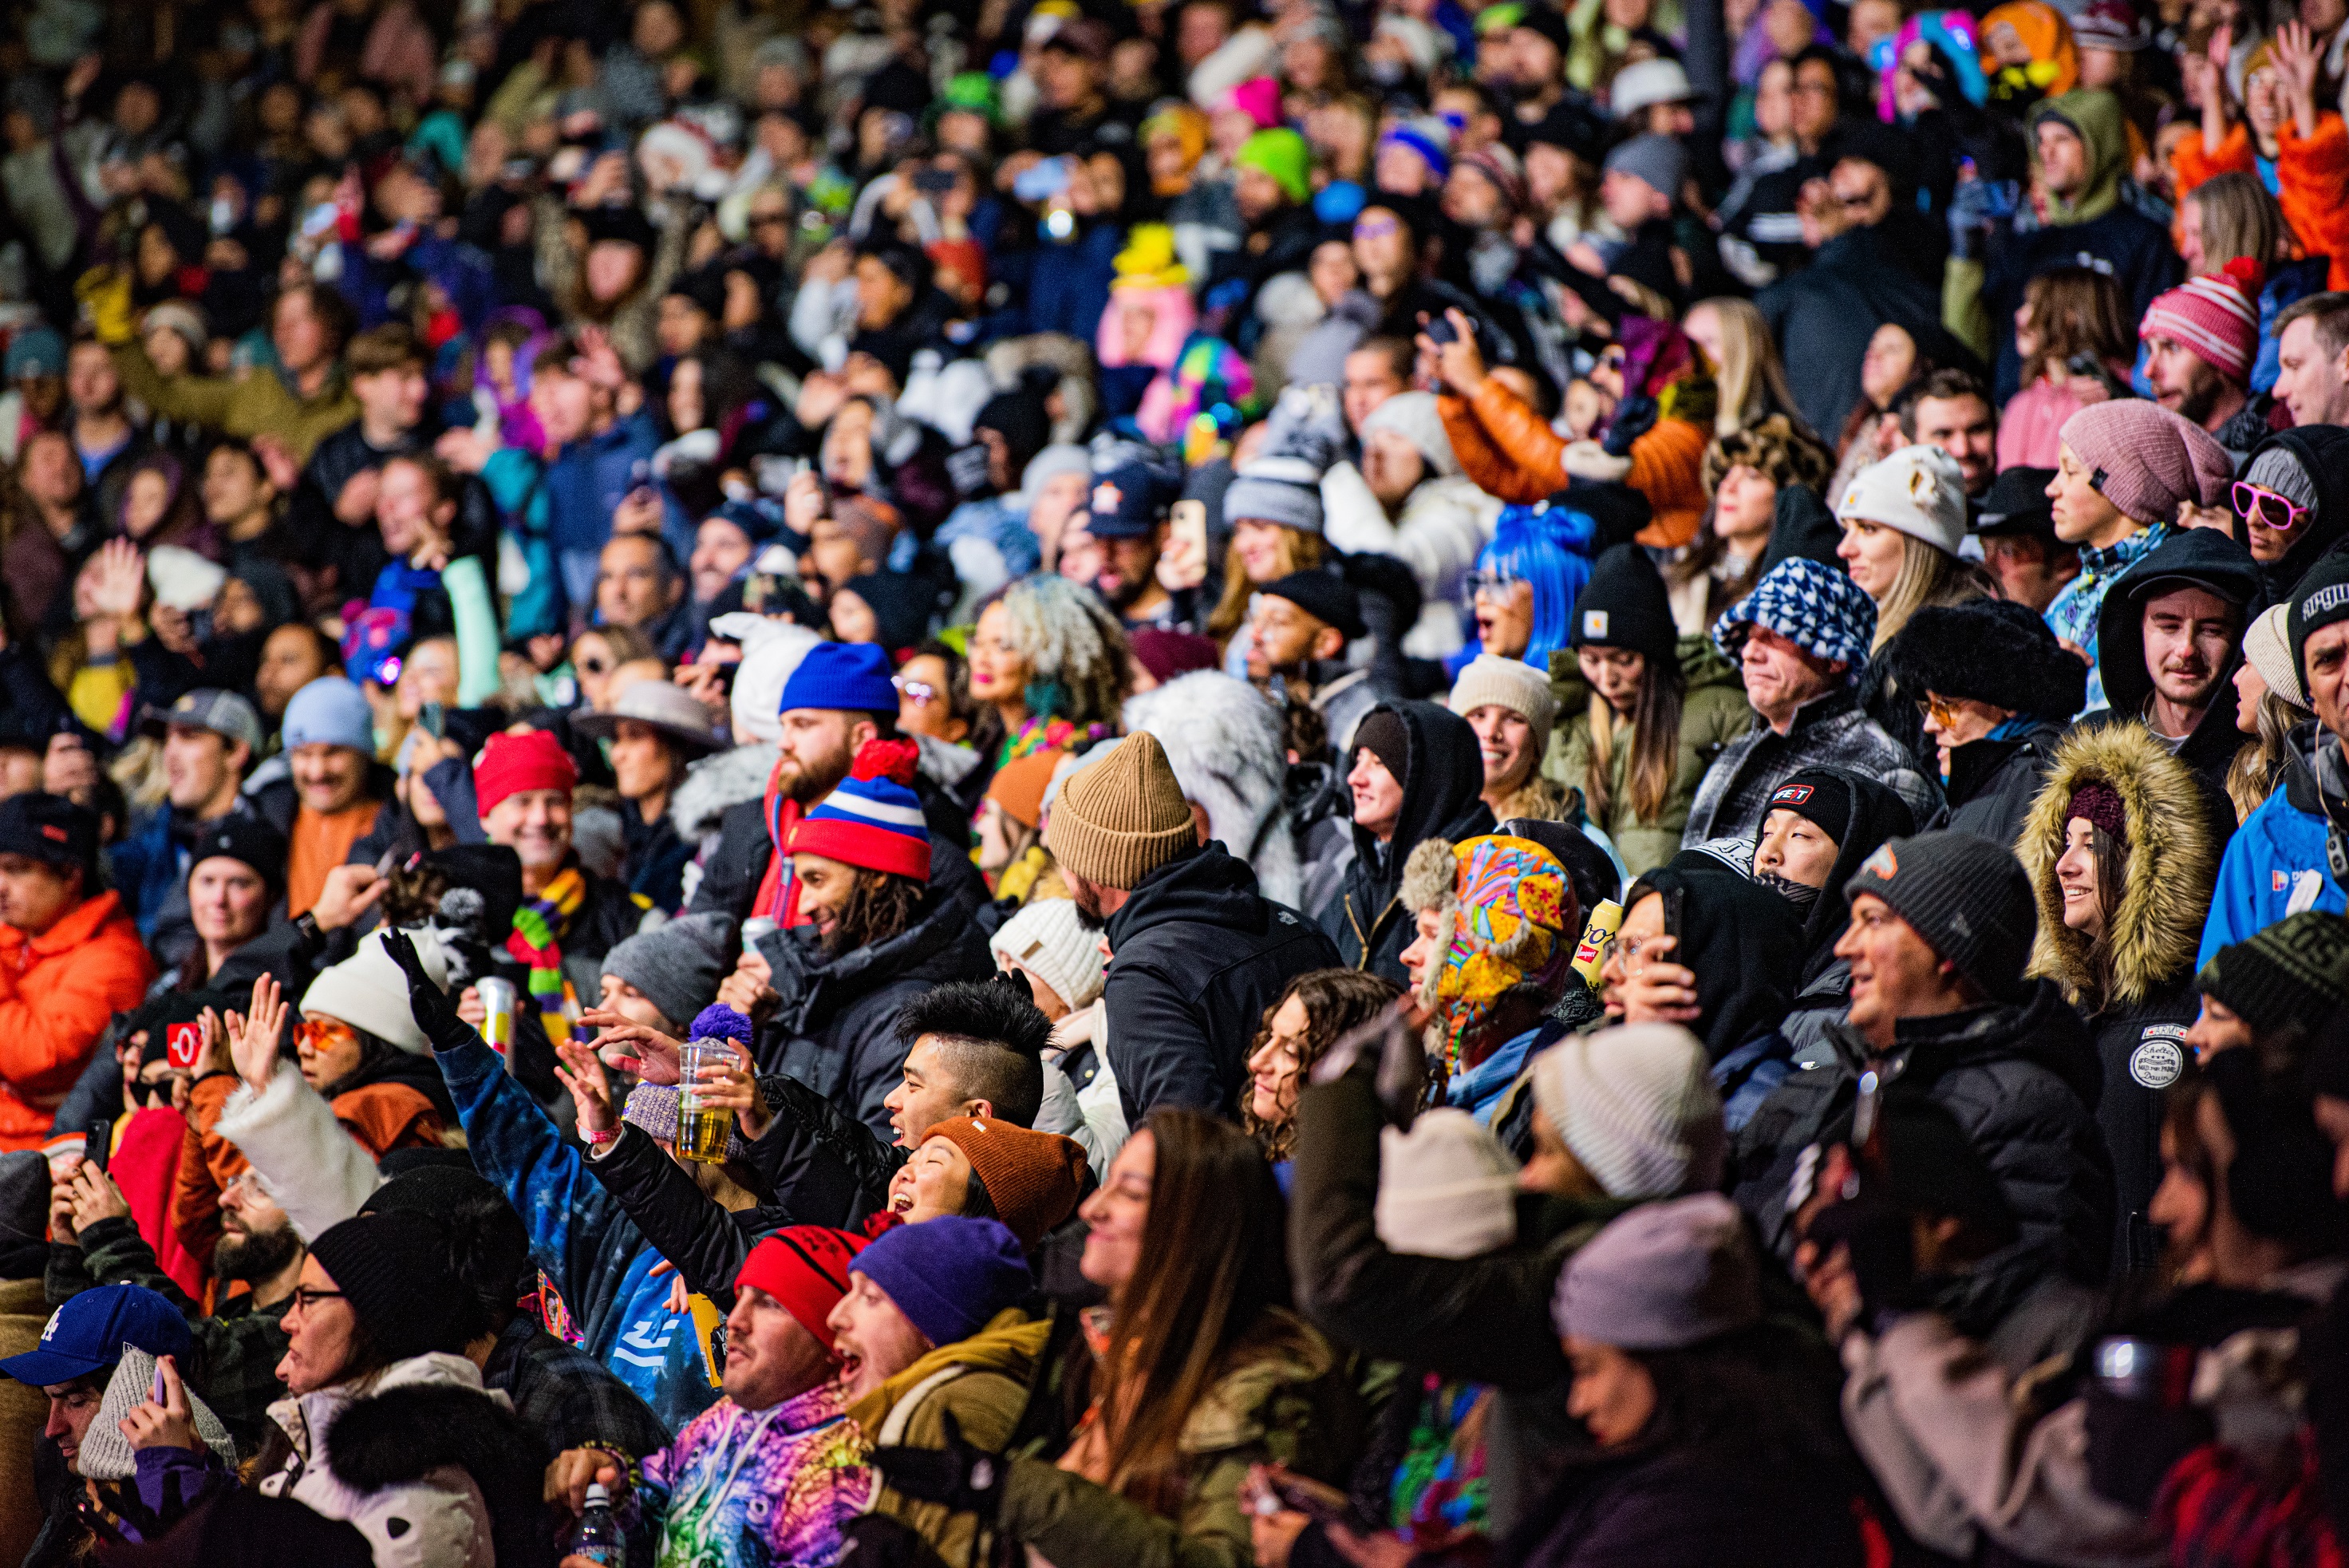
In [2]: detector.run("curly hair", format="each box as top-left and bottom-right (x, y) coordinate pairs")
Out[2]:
(994, 574), (1135, 730)
(1241, 968), (1401, 1160)
(1700, 414), (1834, 496)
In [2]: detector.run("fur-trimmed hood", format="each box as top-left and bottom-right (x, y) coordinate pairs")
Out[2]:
(2019, 722), (2218, 1009)
(326, 1369), (555, 1568)
(671, 741), (776, 841)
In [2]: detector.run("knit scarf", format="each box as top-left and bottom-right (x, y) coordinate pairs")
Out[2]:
(755, 759), (808, 926)
(997, 714), (1113, 770)
(507, 865), (586, 1041)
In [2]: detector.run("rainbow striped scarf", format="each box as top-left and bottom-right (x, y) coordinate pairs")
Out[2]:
(506, 865), (586, 1043)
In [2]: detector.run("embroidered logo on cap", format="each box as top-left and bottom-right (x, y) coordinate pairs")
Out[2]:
(1092, 481), (1123, 515)
(1582, 610), (1609, 638)
(39, 825), (66, 843)
(1861, 844), (1898, 879)
(1771, 784), (1814, 806)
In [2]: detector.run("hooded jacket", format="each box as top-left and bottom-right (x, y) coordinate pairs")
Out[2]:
(2236, 426), (2349, 608)
(762, 859), (997, 1140)
(1681, 687), (1942, 849)
(1105, 842), (1339, 1124)
(1972, 91), (2184, 398)
(2090, 525), (2260, 825)
(1769, 772), (1921, 1064)
(634, 1379), (871, 1568)
(0, 890), (155, 1151)
(1624, 851), (1804, 1125)
(1546, 638), (1755, 878)
(2200, 721), (2349, 965)
(2017, 723), (2217, 1275)
(1732, 981), (2116, 1331)
(1320, 701), (1494, 984)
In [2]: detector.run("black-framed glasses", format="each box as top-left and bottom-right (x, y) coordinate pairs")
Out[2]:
(284, 1288), (346, 1316)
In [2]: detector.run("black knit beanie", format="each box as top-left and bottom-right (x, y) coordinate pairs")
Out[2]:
(308, 1211), (485, 1364)
(1352, 707), (1411, 789)
(1763, 769), (1854, 847)
(1842, 832), (2037, 1002)
(1568, 543), (1677, 667)
(2196, 911), (2349, 1037)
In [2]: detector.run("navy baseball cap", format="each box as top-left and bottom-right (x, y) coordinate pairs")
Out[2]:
(1084, 463), (1167, 540)
(1, 1283), (191, 1387)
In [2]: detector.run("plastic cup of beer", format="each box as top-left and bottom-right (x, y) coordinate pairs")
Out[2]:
(675, 1038), (737, 1163)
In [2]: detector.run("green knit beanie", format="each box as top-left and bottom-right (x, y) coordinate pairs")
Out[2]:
(1235, 128), (1314, 206)
(2197, 912), (2349, 1037)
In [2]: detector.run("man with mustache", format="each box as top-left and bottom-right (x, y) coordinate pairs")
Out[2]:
(2086, 527), (2257, 824)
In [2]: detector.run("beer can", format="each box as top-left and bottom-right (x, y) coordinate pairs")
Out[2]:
(1569, 899), (1625, 987)
(478, 977), (517, 1063)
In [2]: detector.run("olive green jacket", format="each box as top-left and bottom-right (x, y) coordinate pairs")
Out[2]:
(857, 1309), (1050, 1568)
(996, 1312), (1361, 1568)
(114, 342), (358, 462)
(1543, 636), (1754, 877)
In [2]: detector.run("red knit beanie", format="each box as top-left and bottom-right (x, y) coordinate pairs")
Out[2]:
(735, 1226), (868, 1352)
(474, 729), (579, 816)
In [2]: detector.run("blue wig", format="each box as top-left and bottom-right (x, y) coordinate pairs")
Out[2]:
(1467, 504), (1600, 671)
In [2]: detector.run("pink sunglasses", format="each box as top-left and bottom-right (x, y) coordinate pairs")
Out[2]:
(2234, 480), (2310, 533)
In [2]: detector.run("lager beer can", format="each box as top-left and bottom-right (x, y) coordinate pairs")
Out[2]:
(479, 977), (517, 1065)
(1569, 899), (1625, 987)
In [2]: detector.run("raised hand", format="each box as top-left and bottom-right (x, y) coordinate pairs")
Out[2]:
(552, 1036), (619, 1139)
(383, 930), (469, 1053)
(693, 1040), (772, 1141)
(87, 539), (147, 622)
(67, 1160), (132, 1232)
(310, 863), (385, 932)
(578, 1008), (681, 1084)
(229, 975), (287, 1094)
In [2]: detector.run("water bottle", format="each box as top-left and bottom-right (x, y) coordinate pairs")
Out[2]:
(572, 1482), (625, 1566)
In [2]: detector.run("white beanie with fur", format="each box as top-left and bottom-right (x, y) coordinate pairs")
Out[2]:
(1834, 444), (1967, 558)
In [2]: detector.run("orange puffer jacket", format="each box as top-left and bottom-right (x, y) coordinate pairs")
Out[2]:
(0, 891), (156, 1150)
(2169, 117), (2349, 292)
(1438, 377), (1709, 548)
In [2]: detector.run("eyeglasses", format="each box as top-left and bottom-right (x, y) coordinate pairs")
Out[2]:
(1916, 693), (1963, 729)
(893, 677), (939, 706)
(1352, 215), (1400, 241)
(2233, 480), (2310, 534)
(283, 1287), (346, 1317)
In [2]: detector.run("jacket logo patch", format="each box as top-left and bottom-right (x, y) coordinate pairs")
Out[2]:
(1771, 784), (1814, 806)
(165, 1021), (203, 1071)
(1861, 844), (1897, 879)
(2130, 1036), (2185, 1090)
(1581, 610), (1609, 638)
(2276, 870), (2292, 892)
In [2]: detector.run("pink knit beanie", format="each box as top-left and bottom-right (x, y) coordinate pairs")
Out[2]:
(2056, 399), (2234, 527)
(2138, 259), (2261, 384)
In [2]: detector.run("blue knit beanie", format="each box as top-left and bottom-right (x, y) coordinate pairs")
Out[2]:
(851, 1215), (1032, 1349)
(778, 641), (899, 716)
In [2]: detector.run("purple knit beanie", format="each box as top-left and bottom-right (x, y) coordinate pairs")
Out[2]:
(850, 1216), (1032, 1349)
(2056, 400), (2233, 527)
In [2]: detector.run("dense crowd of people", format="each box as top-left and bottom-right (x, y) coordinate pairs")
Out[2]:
(14, 0), (2349, 1560)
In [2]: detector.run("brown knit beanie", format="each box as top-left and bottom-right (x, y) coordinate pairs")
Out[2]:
(925, 1117), (1091, 1250)
(1043, 732), (1197, 889)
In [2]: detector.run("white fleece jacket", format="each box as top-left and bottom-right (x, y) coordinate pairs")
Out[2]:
(212, 1063), (381, 1242)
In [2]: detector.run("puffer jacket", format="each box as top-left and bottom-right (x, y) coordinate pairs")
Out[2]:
(1680, 686), (1941, 849)
(1320, 701), (1494, 985)
(1439, 376), (1710, 550)
(1731, 981), (2117, 1327)
(0, 891), (155, 1151)
(253, 1353), (523, 1568)
(761, 858), (995, 1139)
(1290, 1053), (1636, 1536)
(1544, 638), (1754, 878)
(1320, 464), (1496, 661)
(2199, 723), (2349, 966)
(1108, 842), (1339, 1124)
(2016, 723), (2217, 1278)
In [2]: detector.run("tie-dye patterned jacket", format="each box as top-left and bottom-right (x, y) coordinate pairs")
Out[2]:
(636, 1379), (874, 1568)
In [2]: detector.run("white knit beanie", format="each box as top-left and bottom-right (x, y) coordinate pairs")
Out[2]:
(989, 898), (1106, 1011)
(2243, 602), (2308, 709)
(1528, 1024), (1723, 1199)
(300, 928), (452, 1054)
(1376, 1109), (1520, 1258)
(1448, 654), (1558, 760)
(1359, 390), (1461, 479)
(1834, 444), (1967, 558)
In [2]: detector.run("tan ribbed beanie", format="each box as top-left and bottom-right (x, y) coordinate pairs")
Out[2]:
(1044, 732), (1197, 889)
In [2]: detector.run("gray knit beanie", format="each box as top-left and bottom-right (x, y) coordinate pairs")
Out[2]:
(1842, 831), (2037, 1001)
(1528, 1024), (1723, 1199)
(1552, 1193), (1761, 1349)
(601, 912), (737, 1032)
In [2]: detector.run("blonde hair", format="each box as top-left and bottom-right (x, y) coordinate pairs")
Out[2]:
(2191, 172), (2288, 276)
(1207, 529), (1326, 645)
(1691, 297), (1804, 438)
(996, 574), (1135, 729)
(1872, 532), (1994, 653)
(2228, 688), (2313, 823)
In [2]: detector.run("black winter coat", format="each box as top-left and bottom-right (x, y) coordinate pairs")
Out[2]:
(759, 846), (994, 1139)
(1937, 719), (2066, 850)
(1104, 841), (1339, 1124)
(2088, 974), (2197, 1278)
(1504, 1429), (1869, 1568)
(1318, 700), (1492, 985)
(581, 1123), (787, 1309)
(1730, 980), (2117, 1329)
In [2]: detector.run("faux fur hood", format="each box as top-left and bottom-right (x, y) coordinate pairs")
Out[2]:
(326, 1372), (555, 1568)
(670, 742), (776, 840)
(2019, 721), (2217, 1009)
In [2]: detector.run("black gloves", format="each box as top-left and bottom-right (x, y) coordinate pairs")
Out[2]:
(383, 929), (472, 1055)
(869, 1412), (1008, 1522)
(1806, 1187), (1918, 1329)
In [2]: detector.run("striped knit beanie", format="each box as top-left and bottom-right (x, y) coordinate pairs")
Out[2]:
(2196, 912), (2349, 1037)
(2138, 259), (2260, 383)
(786, 738), (932, 879)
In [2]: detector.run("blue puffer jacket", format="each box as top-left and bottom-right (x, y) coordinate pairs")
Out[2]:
(438, 1037), (722, 1433)
(2198, 743), (2347, 967)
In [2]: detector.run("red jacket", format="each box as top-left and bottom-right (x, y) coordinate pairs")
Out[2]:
(0, 891), (156, 1151)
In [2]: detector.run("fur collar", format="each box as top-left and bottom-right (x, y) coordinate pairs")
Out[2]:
(2018, 721), (2217, 1009)
(670, 743), (776, 840)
